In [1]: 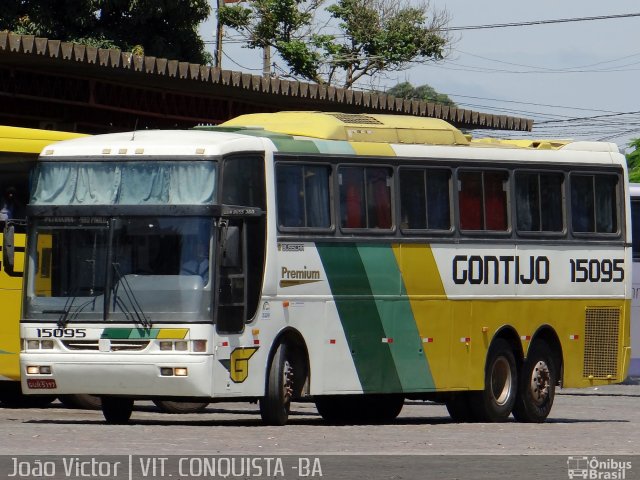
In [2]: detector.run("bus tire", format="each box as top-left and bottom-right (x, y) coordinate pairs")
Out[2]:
(512, 341), (556, 423)
(59, 394), (101, 410)
(259, 342), (294, 426)
(445, 393), (476, 422)
(101, 397), (134, 424)
(153, 400), (209, 414)
(471, 338), (517, 422)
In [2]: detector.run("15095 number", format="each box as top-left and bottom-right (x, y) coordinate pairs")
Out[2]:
(569, 258), (624, 283)
(36, 328), (87, 338)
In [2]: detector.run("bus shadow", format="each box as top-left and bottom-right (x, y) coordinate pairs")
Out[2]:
(23, 414), (629, 427)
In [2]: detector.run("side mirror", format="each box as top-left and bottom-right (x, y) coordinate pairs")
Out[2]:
(3, 223), (14, 275)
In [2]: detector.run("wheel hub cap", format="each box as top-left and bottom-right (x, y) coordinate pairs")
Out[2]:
(491, 357), (512, 406)
(530, 360), (551, 406)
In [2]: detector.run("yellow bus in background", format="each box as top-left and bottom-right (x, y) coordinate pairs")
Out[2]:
(0, 126), (87, 406)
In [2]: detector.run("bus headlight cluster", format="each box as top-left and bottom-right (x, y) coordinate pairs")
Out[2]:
(26, 365), (52, 375)
(158, 340), (207, 352)
(25, 340), (54, 350)
(160, 367), (188, 377)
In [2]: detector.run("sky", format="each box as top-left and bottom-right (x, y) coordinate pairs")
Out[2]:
(199, 0), (640, 150)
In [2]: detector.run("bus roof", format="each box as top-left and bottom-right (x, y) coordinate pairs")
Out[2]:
(218, 111), (470, 146)
(0, 126), (87, 155)
(39, 129), (268, 158)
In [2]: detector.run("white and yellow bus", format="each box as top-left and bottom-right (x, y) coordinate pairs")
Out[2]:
(0, 126), (86, 406)
(15, 112), (631, 424)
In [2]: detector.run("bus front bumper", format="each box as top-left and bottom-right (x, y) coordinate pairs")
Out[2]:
(20, 353), (214, 398)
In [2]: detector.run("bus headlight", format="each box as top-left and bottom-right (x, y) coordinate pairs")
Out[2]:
(193, 340), (207, 352)
(26, 366), (51, 375)
(174, 341), (188, 351)
(159, 341), (173, 351)
(25, 340), (55, 350)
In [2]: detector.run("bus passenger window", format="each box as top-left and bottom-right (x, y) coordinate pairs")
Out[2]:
(340, 167), (365, 228)
(458, 170), (508, 231)
(339, 166), (392, 230)
(276, 164), (331, 229)
(366, 168), (392, 229)
(516, 172), (563, 233)
(400, 168), (451, 230)
(458, 172), (483, 230)
(571, 174), (618, 234)
(484, 172), (507, 230)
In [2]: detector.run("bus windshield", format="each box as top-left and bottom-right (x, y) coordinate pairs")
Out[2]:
(25, 216), (213, 323)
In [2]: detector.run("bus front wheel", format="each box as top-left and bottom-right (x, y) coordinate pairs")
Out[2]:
(101, 397), (134, 424)
(512, 341), (556, 423)
(259, 342), (294, 426)
(471, 338), (518, 422)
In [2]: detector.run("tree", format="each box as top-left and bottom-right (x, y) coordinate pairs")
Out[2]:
(0, 1), (212, 64)
(386, 81), (455, 106)
(219, 0), (450, 88)
(627, 138), (640, 183)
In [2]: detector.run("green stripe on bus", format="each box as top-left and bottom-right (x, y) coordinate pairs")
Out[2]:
(356, 245), (435, 391)
(129, 328), (160, 339)
(316, 243), (402, 394)
(311, 140), (355, 155)
(101, 328), (160, 339)
(270, 137), (320, 154)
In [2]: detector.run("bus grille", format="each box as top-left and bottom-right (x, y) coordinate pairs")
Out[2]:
(583, 307), (620, 379)
(62, 340), (150, 351)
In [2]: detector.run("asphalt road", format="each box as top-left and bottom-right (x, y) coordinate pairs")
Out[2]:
(1, 384), (638, 479)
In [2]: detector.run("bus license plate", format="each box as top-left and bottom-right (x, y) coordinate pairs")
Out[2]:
(26, 379), (57, 389)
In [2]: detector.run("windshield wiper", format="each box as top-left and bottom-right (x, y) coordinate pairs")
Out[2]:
(111, 262), (151, 328)
(45, 295), (77, 328)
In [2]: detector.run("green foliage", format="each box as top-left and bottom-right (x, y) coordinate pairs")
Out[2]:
(386, 81), (456, 106)
(627, 138), (640, 183)
(219, 0), (450, 88)
(0, 0), (211, 64)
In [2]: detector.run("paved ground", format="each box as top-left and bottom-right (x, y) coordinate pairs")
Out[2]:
(1, 384), (638, 456)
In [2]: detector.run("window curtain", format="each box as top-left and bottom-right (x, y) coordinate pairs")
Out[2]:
(32, 162), (216, 205)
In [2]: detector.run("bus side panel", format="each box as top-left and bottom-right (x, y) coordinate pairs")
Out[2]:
(0, 232), (24, 382)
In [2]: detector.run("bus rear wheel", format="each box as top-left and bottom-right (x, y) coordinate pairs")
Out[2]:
(260, 342), (294, 426)
(101, 397), (134, 424)
(471, 338), (517, 422)
(512, 341), (556, 423)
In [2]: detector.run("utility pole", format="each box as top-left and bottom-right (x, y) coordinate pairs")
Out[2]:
(263, 46), (271, 77)
(215, 0), (224, 67)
